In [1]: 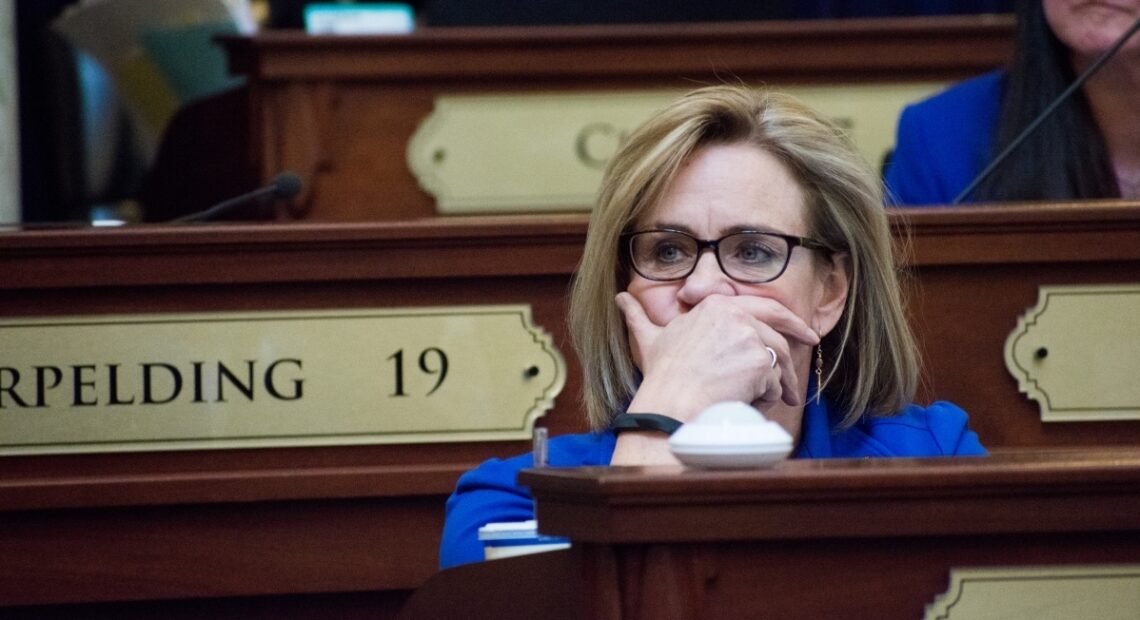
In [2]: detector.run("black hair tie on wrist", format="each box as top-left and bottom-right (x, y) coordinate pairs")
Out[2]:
(611, 413), (683, 435)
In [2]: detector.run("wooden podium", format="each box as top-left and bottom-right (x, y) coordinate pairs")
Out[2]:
(401, 450), (1140, 619)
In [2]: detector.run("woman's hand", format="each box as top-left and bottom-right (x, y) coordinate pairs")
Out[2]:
(616, 291), (818, 422)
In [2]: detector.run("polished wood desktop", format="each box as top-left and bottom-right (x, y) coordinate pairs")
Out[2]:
(402, 449), (1140, 619)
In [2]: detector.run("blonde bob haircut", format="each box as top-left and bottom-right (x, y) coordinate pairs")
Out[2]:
(568, 85), (919, 431)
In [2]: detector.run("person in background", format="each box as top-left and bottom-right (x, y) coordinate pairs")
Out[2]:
(885, 0), (1140, 205)
(439, 85), (986, 569)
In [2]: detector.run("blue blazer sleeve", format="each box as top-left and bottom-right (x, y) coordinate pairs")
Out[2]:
(438, 431), (617, 569)
(886, 103), (947, 205)
(885, 71), (1004, 206)
(918, 401), (987, 456)
(439, 452), (537, 569)
(853, 401), (987, 457)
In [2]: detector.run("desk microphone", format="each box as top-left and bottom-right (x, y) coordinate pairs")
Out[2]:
(171, 171), (303, 223)
(951, 14), (1140, 205)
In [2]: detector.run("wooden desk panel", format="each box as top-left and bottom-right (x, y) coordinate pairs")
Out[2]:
(0, 216), (590, 614)
(899, 202), (1140, 448)
(403, 532), (1140, 620)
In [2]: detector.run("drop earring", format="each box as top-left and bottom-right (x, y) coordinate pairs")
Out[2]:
(814, 344), (824, 405)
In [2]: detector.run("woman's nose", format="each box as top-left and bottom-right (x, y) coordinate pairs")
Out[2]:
(678, 250), (734, 305)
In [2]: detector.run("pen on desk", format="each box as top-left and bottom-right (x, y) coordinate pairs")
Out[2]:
(533, 426), (548, 468)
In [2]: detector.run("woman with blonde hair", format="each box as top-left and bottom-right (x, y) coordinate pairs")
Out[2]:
(440, 85), (985, 568)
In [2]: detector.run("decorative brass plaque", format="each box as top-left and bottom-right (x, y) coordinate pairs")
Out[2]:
(0, 305), (565, 455)
(407, 83), (946, 213)
(1005, 284), (1140, 422)
(926, 565), (1140, 619)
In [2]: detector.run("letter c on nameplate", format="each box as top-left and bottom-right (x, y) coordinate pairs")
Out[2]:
(575, 122), (622, 170)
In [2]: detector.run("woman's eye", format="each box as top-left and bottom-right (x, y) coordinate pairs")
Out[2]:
(653, 243), (688, 263)
(734, 242), (777, 264)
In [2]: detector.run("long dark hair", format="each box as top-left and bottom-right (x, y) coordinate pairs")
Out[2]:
(975, 0), (1119, 201)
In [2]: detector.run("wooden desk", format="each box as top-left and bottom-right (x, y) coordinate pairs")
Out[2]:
(401, 449), (1140, 619)
(2, 202), (1138, 617)
(0, 214), (589, 618)
(221, 15), (1014, 221)
(898, 201), (1140, 448)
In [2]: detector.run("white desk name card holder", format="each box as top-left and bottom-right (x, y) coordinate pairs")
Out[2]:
(0, 305), (565, 455)
(1004, 284), (1140, 422)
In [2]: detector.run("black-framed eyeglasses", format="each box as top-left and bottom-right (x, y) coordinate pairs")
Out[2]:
(622, 229), (832, 284)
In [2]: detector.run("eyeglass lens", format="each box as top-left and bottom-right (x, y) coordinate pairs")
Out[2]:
(629, 231), (792, 282)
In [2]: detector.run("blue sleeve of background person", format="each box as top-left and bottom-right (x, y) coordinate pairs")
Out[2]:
(885, 71), (1005, 206)
(835, 400), (988, 458)
(438, 431), (616, 569)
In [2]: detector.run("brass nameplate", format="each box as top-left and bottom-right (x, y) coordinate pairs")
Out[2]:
(407, 83), (946, 213)
(926, 565), (1140, 619)
(0, 305), (565, 455)
(1005, 284), (1140, 422)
